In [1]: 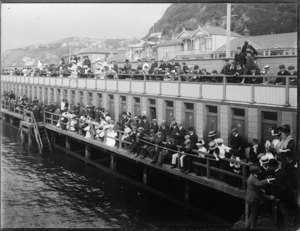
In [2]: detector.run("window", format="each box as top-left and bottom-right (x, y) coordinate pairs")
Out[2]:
(79, 91), (84, 105)
(207, 105), (218, 113)
(133, 97), (141, 116)
(39, 87), (43, 99)
(134, 97), (140, 104)
(149, 99), (156, 105)
(262, 111), (278, 144)
(50, 88), (54, 102)
(87, 92), (93, 105)
(184, 103), (194, 129)
(63, 89), (68, 100)
(165, 100), (174, 125)
(166, 100), (174, 108)
(233, 108), (245, 117)
(97, 93), (103, 108)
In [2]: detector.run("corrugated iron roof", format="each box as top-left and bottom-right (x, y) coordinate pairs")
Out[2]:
(214, 32), (297, 53)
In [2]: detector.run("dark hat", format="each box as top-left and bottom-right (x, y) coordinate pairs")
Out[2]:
(231, 128), (238, 133)
(268, 158), (279, 167)
(271, 128), (281, 136)
(141, 115), (147, 120)
(281, 124), (290, 134)
(279, 64), (285, 69)
(212, 70), (218, 74)
(287, 65), (295, 70)
(208, 141), (217, 150)
(250, 66), (257, 70)
(208, 130), (217, 137)
(223, 59), (229, 62)
(125, 59), (129, 63)
(137, 115), (142, 119)
(250, 166), (261, 174)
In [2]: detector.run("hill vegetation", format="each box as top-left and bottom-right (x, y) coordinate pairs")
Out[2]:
(146, 3), (297, 39)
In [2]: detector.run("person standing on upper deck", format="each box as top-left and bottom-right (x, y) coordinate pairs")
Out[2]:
(234, 47), (246, 68)
(242, 41), (258, 57)
(243, 51), (255, 76)
(83, 56), (91, 69)
(149, 58), (158, 74)
(275, 64), (290, 85)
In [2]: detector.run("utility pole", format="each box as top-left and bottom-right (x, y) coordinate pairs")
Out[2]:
(226, 3), (231, 58)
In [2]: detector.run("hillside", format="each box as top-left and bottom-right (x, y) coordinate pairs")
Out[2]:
(146, 3), (297, 39)
(2, 37), (138, 67)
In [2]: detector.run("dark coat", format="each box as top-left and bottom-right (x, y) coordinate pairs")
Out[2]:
(189, 133), (198, 145)
(142, 120), (151, 134)
(275, 70), (291, 85)
(220, 64), (231, 75)
(150, 122), (159, 134)
(246, 174), (268, 204)
(159, 126), (170, 138)
(235, 52), (246, 66)
(149, 62), (158, 74)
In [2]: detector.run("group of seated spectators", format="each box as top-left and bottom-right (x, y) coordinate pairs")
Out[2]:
(2, 42), (296, 85)
(1, 91), (298, 228)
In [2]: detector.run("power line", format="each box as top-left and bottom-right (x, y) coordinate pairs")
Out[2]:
(233, 3), (297, 16)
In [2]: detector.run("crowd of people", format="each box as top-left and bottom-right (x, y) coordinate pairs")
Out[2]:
(1, 90), (298, 228)
(1, 41), (297, 85)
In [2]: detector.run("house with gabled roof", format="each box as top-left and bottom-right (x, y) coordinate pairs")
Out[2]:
(155, 23), (243, 60)
(213, 32), (297, 58)
(126, 40), (158, 61)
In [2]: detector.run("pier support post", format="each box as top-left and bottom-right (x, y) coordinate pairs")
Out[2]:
(10, 116), (14, 125)
(244, 200), (249, 223)
(184, 182), (190, 204)
(110, 153), (117, 171)
(28, 128), (32, 149)
(20, 129), (25, 145)
(51, 132), (56, 145)
(143, 166), (147, 185)
(85, 145), (91, 163)
(65, 137), (70, 150)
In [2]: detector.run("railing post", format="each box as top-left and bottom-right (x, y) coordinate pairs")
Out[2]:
(245, 200), (249, 223)
(222, 75), (226, 102)
(199, 82), (203, 99)
(284, 76), (290, 107)
(143, 74), (146, 94)
(143, 166), (147, 185)
(129, 78), (132, 93)
(50, 113), (53, 125)
(85, 145), (91, 163)
(110, 153), (117, 171)
(85, 78), (87, 89)
(206, 158), (211, 178)
(95, 78), (98, 90)
(118, 131), (123, 149)
(242, 165), (246, 190)
(104, 78), (107, 91)
(104, 129), (107, 144)
(177, 147), (181, 169)
(159, 81), (162, 95)
(250, 84), (255, 104)
(116, 76), (119, 92)
(177, 74), (181, 97)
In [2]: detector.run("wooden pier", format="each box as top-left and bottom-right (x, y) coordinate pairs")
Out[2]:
(1, 105), (281, 228)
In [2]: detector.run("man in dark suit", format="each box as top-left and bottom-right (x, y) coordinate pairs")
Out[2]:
(275, 64), (291, 85)
(242, 41), (258, 56)
(220, 59), (231, 75)
(149, 58), (158, 74)
(268, 159), (296, 228)
(230, 128), (246, 158)
(150, 119), (159, 134)
(287, 65), (297, 85)
(245, 166), (274, 229)
(234, 47), (246, 67)
(142, 115), (150, 135)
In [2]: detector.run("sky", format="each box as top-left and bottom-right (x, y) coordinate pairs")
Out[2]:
(1, 3), (170, 50)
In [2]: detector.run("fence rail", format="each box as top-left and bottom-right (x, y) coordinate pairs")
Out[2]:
(1, 74), (297, 107)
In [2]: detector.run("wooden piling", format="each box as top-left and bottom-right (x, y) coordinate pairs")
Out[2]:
(110, 153), (117, 171)
(184, 182), (190, 203)
(10, 116), (14, 125)
(244, 200), (249, 223)
(65, 137), (70, 150)
(85, 145), (91, 163)
(143, 166), (147, 185)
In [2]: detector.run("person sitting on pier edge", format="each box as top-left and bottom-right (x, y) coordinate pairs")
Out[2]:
(150, 119), (159, 134)
(129, 127), (147, 155)
(245, 66), (262, 84)
(138, 129), (156, 159)
(233, 62), (244, 83)
(142, 131), (164, 160)
(171, 139), (193, 172)
(123, 59), (132, 74)
(227, 61), (237, 83)
(152, 135), (178, 167)
(275, 64), (290, 85)
(245, 165), (274, 230)
(193, 140), (207, 176)
(158, 121), (170, 139)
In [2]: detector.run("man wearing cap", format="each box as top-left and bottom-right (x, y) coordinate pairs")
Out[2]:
(150, 119), (159, 134)
(153, 136), (178, 166)
(205, 130), (218, 150)
(234, 47), (246, 68)
(245, 165), (274, 229)
(182, 62), (189, 74)
(148, 58), (158, 75)
(262, 65), (276, 84)
(243, 50), (255, 76)
(287, 65), (297, 86)
(275, 64), (290, 85)
(220, 59), (231, 75)
(142, 116), (150, 135)
(230, 128), (246, 158)
(123, 59), (132, 74)
(159, 121), (170, 139)
(187, 127), (198, 145)
(242, 41), (258, 57)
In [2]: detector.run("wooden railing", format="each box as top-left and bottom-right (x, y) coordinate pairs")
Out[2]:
(43, 110), (250, 190)
(1, 74), (297, 107)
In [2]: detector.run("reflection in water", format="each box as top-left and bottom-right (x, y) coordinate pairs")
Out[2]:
(1, 122), (222, 228)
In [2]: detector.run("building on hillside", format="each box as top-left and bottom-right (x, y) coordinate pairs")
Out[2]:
(155, 40), (181, 60)
(76, 47), (118, 63)
(212, 31), (297, 58)
(126, 41), (158, 61)
(156, 24), (242, 60)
